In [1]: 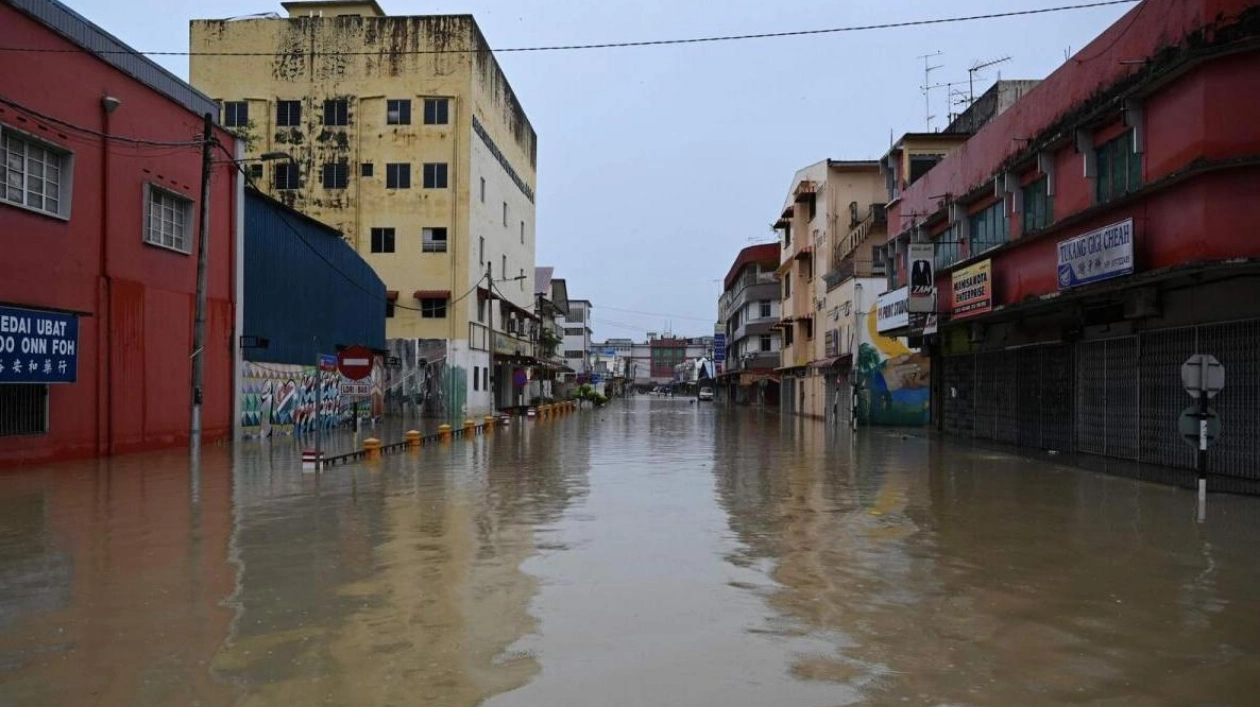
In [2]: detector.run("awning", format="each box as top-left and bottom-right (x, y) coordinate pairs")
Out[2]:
(385, 290), (399, 302)
(477, 286), (500, 300)
(809, 354), (853, 369)
(498, 296), (540, 321)
(413, 289), (451, 300)
(793, 245), (813, 260)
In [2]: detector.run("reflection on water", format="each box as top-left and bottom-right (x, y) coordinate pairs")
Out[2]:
(1, 400), (1260, 706)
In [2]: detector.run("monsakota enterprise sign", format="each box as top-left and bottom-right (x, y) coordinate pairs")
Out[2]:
(1057, 218), (1134, 290)
(0, 305), (80, 384)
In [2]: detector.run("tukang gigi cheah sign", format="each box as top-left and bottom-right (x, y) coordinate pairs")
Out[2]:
(1057, 218), (1135, 290)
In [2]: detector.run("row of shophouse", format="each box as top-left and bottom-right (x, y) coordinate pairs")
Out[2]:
(737, 0), (1260, 490)
(0, 0), (577, 465)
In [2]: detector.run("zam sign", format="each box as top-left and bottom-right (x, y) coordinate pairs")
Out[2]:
(0, 305), (80, 384)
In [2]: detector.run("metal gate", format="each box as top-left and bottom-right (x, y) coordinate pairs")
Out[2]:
(1076, 337), (1140, 460)
(943, 344), (1073, 451)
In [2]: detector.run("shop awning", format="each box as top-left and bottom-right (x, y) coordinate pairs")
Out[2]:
(385, 290), (399, 302)
(413, 289), (451, 300)
(809, 354), (853, 369)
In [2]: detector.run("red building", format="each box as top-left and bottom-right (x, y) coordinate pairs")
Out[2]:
(877, 0), (1260, 490)
(0, 0), (239, 465)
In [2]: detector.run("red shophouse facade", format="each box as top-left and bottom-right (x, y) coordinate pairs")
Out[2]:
(0, 0), (239, 465)
(878, 0), (1260, 491)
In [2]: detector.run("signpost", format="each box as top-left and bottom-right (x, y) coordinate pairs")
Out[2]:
(1181, 353), (1225, 514)
(313, 353), (337, 470)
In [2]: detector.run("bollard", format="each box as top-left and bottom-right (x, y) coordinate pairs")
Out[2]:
(406, 430), (421, 449)
(484, 415), (496, 433)
(439, 424), (452, 443)
(363, 437), (382, 461)
(464, 418), (476, 437)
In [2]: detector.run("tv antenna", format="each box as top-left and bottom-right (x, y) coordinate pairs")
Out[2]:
(968, 56), (1012, 106)
(917, 51), (944, 132)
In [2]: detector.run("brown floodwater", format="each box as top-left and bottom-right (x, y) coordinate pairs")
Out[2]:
(1, 398), (1259, 706)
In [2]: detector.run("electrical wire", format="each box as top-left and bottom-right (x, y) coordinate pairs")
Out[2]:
(216, 140), (483, 313)
(0, 93), (206, 147)
(595, 305), (717, 322)
(0, 1), (1140, 57)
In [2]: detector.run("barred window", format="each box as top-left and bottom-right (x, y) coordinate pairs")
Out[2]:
(2, 128), (71, 218)
(0, 385), (47, 436)
(422, 227), (447, 253)
(144, 184), (193, 253)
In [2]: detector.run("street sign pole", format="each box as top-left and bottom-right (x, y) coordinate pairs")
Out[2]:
(1197, 356), (1210, 504)
(1181, 353), (1225, 517)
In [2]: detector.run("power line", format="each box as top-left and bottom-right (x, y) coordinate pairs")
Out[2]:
(0, 1), (1139, 58)
(0, 93), (206, 147)
(597, 305), (716, 322)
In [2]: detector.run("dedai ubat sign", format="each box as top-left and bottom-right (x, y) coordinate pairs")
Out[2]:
(0, 305), (80, 384)
(1057, 218), (1134, 290)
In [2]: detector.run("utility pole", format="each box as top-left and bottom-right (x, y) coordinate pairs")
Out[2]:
(190, 113), (214, 455)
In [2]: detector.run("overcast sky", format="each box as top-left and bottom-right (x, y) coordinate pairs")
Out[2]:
(70, 0), (1135, 341)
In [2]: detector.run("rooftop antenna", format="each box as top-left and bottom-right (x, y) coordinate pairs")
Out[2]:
(917, 51), (944, 132)
(968, 56), (1012, 106)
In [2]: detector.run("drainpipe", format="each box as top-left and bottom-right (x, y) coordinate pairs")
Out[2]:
(99, 95), (120, 456)
(232, 139), (245, 442)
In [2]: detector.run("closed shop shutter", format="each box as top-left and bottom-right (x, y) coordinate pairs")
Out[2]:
(1077, 337), (1139, 460)
(942, 355), (974, 437)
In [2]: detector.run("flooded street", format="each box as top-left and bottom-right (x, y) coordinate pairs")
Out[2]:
(3, 399), (1260, 706)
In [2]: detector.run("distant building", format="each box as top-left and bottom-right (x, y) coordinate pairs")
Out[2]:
(0, 0), (239, 465)
(945, 80), (1042, 134)
(717, 243), (781, 405)
(190, 0), (539, 419)
(532, 266), (570, 400)
(559, 300), (592, 379)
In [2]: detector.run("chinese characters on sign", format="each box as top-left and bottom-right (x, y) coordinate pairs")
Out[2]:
(951, 260), (993, 317)
(1057, 218), (1134, 290)
(0, 306), (80, 384)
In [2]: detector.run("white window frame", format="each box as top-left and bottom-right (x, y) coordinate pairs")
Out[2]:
(422, 227), (447, 253)
(143, 182), (193, 254)
(1, 125), (74, 220)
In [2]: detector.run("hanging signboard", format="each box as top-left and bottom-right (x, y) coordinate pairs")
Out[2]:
(1057, 218), (1134, 290)
(876, 286), (909, 333)
(952, 259), (993, 317)
(0, 305), (80, 384)
(907, 243), (936, 313)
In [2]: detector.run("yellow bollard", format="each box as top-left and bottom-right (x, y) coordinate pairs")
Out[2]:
(364, 437), (382, 461)
(484, 415), (496, 433)
(406, 430), (421, 449)
(464, 418), (476, 437)
(439, 424), (452, 443)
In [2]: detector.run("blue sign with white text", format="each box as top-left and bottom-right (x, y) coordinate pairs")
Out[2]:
(713, 334), (727, 362)
(1057, 218), (1134, 290)
(0, 305), (80, 384)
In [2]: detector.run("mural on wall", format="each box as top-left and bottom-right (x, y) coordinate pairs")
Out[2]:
(859, 305), (931, 426)
(383, 339), (467, 420)
(240, 360), (384, 438)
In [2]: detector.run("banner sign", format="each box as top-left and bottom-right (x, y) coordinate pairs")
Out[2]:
(713, 334), (726, 362)
(952, 259), (993, 317)
(908, 243), (936, 313)
(876, 286), (909, 333)
(0, 305), (80, 384)
(1057, 218), (1134, 290)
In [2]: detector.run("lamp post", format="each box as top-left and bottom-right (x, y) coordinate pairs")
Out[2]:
(190, 138), (297, 456)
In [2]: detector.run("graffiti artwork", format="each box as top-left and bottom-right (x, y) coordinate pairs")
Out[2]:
(240, 360), (383, 438)
(858, 304), (931, 426)
(382, 339), (467, 419)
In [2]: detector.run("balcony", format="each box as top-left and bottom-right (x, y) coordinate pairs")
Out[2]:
(727, 280), (780, 317)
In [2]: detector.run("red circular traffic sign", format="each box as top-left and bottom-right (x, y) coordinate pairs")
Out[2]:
(337, 345), (374, 380)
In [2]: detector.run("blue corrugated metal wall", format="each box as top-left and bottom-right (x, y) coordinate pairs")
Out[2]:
(244, 191), (387, 365)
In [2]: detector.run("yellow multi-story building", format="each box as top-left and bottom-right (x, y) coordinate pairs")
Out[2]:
(190, 0), (538, 417)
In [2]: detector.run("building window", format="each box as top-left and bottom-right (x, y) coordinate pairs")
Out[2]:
(276, 100), (301, 127)
(483, 367), (488, 390)
(760, 335), (772, 352)
(784, 327), (794, 347)
(502, 201), (508, 226)
(386, 99), (411, 125)
(909, 154), (943, 185)
(385, 300), (395, 318)
(248, 164), (263, 181)
(564, 350), (584, 359)
(386, 163), (411, 189)
(321, 162), (348, 189)
(479, 236), (485, 264)
(273, 162), (299, 190)
(968, 200), (1009, 255)
(1022, 176), (1053, 234)
(223, 101), (248, 127)
(1096, 131), (1142, 203)
(1, 129), (71, 218)
(0, 385), (47, 436)
(422, 227), (447, 253)
(370, 227), (395, 253)
(323, 99), (349, 126)
(424, 98), (450, 125)
(477, 297), (486, 322)
(361, 162), (373, 177)
(143, 184), (193, 253)
(759, 300), (772, 318)
(473, 365), (480, 391)
(520, 220), (525, 244)
(519, 268), (525, 290)
(479, 177), (486, 203)
(565, 328), (583, 335)
(783, 225), (791, 247)
(501, 255), (506, 280)
(423, 163), (448, 189)
(935, 225), (963, 271)
(421, 298), (447, 318)
(783, 272), (792, 299)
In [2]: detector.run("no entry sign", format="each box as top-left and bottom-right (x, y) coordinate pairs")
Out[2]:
(337, 345), (374, 380)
